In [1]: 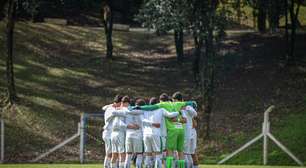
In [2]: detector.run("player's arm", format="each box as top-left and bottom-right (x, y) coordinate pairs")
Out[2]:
(176, 101), (197, 108)
(105, 109), (128, 122)
(162, 109), (179, 118)
(142, 119), (154, 126)
(126, 109), (144, 115)
(133, 104), (160, 111)
(186, 106), (197, 117)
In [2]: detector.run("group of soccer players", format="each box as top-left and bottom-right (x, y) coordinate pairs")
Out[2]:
(102, 92), (199, 168)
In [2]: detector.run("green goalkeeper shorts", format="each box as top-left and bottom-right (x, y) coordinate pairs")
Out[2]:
(166, 128), (185, 152)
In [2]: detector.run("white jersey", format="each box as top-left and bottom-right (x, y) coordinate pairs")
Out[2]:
(102, 105), (115, 139)
(182, 106), (197, 138)
(109, 107), (129, 132)
(125, 110), (143, 138)
(142, 108), (179, 136)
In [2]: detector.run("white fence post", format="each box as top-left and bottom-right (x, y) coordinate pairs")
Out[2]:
(80, 113), (86, 164)
(218, 105), (304, 166)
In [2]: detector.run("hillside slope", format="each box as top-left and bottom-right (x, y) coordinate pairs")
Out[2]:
(0, 22), (305, 165)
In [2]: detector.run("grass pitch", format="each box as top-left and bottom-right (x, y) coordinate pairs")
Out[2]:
(0, 165), (304, 168)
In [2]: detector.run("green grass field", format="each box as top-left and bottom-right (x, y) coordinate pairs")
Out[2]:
(0, 165), (304, 168)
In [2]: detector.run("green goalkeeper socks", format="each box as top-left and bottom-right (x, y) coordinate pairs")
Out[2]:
(178, 160), (185, 168)
(166, 157), (174, 168)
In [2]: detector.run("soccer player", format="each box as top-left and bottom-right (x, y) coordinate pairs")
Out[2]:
(109, 96), (130, 168)
(102, 95), (123, 168)
(142, 97), (180, 168)
(124, 98), (144, 168)
(135, 93), (197, 168)
(173, 92), (197, 168)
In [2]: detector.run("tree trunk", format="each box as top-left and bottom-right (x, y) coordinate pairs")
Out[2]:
(236, 0), (242, 24)
(193, 35), (203, 86)
(6, 0), (17, 103)
(287, 1), (301, 65)
(257, 0), (266, 33)
(285, 0), (289, 61)
(174, 29), (184, 62)
(204, 26), (215, 138)
(102, 2), (113, 59)
(268, 0), (280, 33)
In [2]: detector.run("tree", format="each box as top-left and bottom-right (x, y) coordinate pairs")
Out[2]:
(186, 0), (227, 137)
(286, 0), (304, 65)
(257, 0), (267, 32)
(137, 0), (189, 62)
(6, 0), (17, 103)
(20, 0), (44, 22)
(101, 0), (113, 59)
(268, 0), (281, 32)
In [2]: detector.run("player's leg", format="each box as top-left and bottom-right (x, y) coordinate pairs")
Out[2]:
(191, 135), (198, 168)
(118, 132), (126, 168)
(177, 129), (185, 168)
(104, 138), (112, 168)
(191, 154), (198, 168)
(111, 134), (119, 168)
(144, 136), (154, 168)
(125, 137), (133, 168)
(134, 137), (144, 168)
(166, 130), (178, 168)
(184, 137), (194, 168)
(152, 135), (162, 168)
(136, 153), (143, 168)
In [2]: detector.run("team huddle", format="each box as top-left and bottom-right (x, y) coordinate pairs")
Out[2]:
(102, 92), (199, 168)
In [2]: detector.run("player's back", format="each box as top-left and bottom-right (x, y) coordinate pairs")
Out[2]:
(125, 110), (143, 138)
(182, 105), (197, 138)
(112, 107), (128, 132)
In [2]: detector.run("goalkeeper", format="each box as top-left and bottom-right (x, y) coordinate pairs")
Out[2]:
(134, 93), (197, 168)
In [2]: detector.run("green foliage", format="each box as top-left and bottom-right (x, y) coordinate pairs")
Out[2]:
(18, 0), (41, 17)
(136, 0), (189, 32)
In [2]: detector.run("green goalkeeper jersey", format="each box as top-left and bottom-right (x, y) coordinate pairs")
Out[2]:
(139, 101), (194, 130)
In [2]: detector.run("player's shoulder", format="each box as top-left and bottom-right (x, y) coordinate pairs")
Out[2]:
(105, 106), (115, 112)
(186, 105), (195, 110)
(154, 108), (166, 112)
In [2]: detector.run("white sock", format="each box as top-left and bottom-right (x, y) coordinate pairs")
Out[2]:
(185, 155), (193, 168)
(136, 154), (143, 168)
(125, 154), (132, 168)
(111, 162), (117, 168)
(104, 156), (108, 168)
(104, 157), (111, 168)
(193, 165), (198, 168)
(155, 154), (162, 168)
(145, 156), (153, 168)
(119, 162), (125, 168)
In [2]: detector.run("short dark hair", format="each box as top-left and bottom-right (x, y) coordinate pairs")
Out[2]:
(149, 97), (159, 105)
(113, 94), (123, 103)
(172, 91), (183, 101)
(129, 98), (136, 106)
(121, 95), (130, 103)
(136, 98), (146, 106)
(159, 93), (169, 102)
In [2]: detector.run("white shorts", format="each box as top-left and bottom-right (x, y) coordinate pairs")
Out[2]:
(143, 135), (161, 153)
(111, 131), (125, 153)
(126, 136), (143, 153)
(103, 136), (112, 155)
(184, 130), (197, 154)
